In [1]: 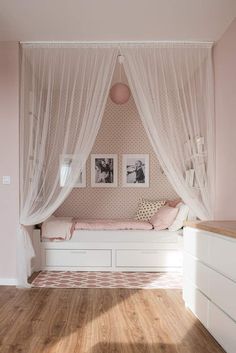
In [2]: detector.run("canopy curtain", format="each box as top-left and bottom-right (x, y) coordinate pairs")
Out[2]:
(19, 44), (118, 287)
(121, 44), (215, 220)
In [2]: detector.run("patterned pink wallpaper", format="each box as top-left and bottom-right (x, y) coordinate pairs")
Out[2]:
(55, 94), (178, 219)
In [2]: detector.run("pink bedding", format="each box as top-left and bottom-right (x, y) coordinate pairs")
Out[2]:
(74, 219), (153, 231)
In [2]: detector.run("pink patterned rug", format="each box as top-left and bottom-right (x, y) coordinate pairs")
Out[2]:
(32, 271), (183, 289)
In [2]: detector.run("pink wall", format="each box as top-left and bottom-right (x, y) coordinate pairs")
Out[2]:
(214, 18), (236, 219)
(0, 42), (19, 283)
(56, 95), (178, 219)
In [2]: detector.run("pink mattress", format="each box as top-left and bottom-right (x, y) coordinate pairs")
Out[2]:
(74, 219), (153, 231)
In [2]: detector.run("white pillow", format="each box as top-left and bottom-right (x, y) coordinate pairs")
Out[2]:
(168, 202), (189, 231)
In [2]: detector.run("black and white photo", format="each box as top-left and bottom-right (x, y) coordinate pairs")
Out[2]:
(91, 154), (117, 187)
(122, 154), (149, 187)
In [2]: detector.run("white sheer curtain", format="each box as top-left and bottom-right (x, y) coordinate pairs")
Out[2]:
(19, 44), (118, 287)
(121, 43), (215, 220)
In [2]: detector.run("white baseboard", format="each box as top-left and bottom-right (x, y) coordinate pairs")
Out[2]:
(0, 278), (17, 286)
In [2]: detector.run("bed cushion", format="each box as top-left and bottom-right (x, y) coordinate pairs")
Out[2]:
(74, 219), (153, 230)
(150, 206), (179, 230)
(135, 199), (166, 221)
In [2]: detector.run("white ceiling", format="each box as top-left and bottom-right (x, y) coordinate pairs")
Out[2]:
(0, 0), (235, 42)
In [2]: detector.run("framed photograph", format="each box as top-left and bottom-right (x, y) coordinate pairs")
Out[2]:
(60, 154), (86, 188)
(185, 168), (195, 187)
(122, 154), (149, 187)
(91, 154), (118, 187)
(195, 136), (205, 154)
(184, 138), (192, 161)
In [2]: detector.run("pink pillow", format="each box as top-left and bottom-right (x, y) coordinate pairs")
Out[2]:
(150, 206), (179, 230)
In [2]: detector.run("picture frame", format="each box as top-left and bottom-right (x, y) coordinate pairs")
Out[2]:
(91, 154), (118, 187)
(122, 154), (149, 187)
(184, 138), (192, 161)
(60, 154), (86, 188)
(185, 168), (195, 187)
(195, 136), (205, 154)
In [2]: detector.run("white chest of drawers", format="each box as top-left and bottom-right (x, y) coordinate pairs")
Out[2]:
(183, 225), (236, 353)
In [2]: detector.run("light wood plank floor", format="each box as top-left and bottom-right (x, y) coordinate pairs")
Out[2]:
(0, 287), (225, 353)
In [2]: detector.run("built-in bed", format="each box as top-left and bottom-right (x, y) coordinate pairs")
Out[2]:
(32, 219), (183, 272)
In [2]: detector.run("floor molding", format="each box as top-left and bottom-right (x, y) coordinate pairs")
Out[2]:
(0, 278), (17, 286)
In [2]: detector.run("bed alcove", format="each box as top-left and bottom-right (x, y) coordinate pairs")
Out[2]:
(55, 63), (178, 220)
(18, 42), (215, 287)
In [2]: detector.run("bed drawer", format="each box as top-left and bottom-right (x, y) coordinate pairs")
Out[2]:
(116, 249), (182, 268)
(45, 249), (111, 267)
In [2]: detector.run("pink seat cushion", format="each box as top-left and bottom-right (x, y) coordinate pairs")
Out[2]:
(74, 219), (153, 230)
(150, 206), (179, 230)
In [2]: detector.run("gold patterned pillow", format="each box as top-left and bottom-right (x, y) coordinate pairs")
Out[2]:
(135, 199), (166, 221)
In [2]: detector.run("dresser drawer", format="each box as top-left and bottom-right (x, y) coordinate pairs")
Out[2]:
(208, 266), (236, 322)
(116, 249), (182, 267)
(45, 249), (111, 267)
(183, 279), (209, 328)
(184, 252), (236, 322)
(184, 253), (209, 296)
(208, 234), (236, 282)
(209, 301), (236, 353)
(183, 227), (209, 262)
(184, 227), (236, 282)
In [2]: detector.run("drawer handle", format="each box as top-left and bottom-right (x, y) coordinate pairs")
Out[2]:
(70, 250), (87, 254)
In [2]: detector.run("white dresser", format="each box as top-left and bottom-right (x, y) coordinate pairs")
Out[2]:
(183, 221), (236, 353)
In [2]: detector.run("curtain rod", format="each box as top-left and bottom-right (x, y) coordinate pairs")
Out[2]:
(20, 40), (214, 45)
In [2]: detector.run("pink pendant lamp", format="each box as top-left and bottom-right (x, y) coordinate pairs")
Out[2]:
(110, 55), (131, 105)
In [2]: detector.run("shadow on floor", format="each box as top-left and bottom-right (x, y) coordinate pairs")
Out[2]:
(89, 338), (225, 353)
(0, 287), (225, 353)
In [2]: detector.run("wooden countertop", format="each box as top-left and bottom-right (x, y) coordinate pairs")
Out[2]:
(184, 220), (236, 239)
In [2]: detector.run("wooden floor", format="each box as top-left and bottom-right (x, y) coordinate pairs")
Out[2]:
(0, 286), (224, 353)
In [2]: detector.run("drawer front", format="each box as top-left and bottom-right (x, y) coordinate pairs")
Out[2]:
(208, 266), (236, 322)
(208, 234), (236, 282)
(183, 279), (209, 328)
(116, 250), (182, 267)
(184, 253), (209, 296)
(184, 227), (209, 262)
(45, 249), (111, 267)
(209, 302), (236, 353)
(184, 227), (236, 282)
(184, 253), (236, 322)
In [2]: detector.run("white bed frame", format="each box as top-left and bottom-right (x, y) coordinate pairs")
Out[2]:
(31, 229), (183, 273)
